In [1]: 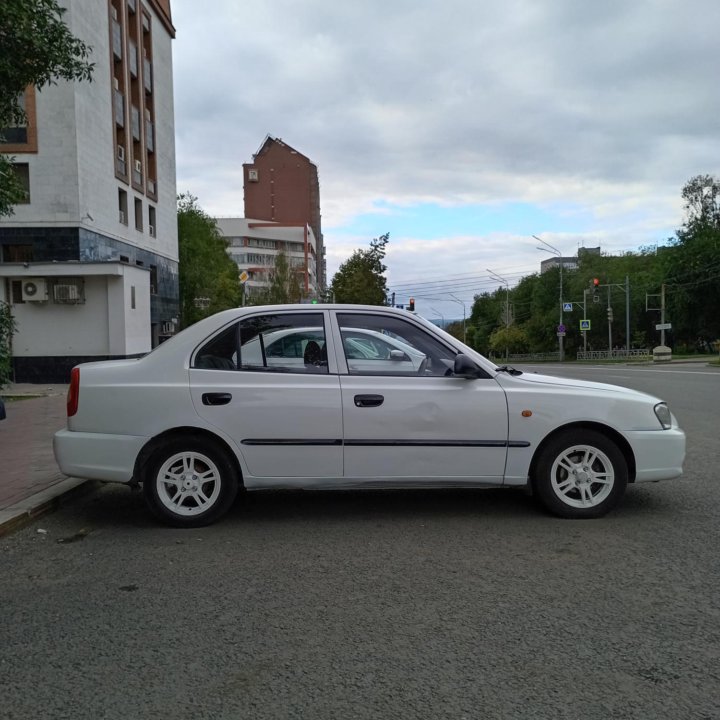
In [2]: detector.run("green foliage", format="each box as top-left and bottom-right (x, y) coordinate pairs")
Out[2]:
(0, 0), (94, 217)
(466, 175), (720, 356)
(444, 320), (466, 342)
(0, 301), (16, 387)
(467, 291), (505, 353)
(331, 233), (389, 305)
(177, 193), (241, 327)
(247, 251), (303, 305)
(489, 325), (530, 355)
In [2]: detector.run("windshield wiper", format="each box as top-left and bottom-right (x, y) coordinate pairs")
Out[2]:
(495, 365), (523, 376)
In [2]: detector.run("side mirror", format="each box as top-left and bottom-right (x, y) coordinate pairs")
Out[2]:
(453, 353), (481, 379)
(389, 350), (407, 361)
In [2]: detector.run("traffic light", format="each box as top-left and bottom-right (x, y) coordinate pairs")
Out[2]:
(408, 297), (415, 312)
(607, 307), (614, 322)
(593, 278), (600, 288)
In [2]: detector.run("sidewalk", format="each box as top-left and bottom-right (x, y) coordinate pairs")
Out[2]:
(0, 383), (94, 536)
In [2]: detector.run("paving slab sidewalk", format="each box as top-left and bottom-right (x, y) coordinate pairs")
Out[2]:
(0, 384), (94, 536)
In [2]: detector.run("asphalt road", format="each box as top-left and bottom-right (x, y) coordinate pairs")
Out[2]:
(1, 364), (719, 720)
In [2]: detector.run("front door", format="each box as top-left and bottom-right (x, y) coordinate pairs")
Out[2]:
(333, 312), (509, 483)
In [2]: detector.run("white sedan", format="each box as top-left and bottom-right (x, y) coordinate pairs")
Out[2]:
(54, 304), (685, 527)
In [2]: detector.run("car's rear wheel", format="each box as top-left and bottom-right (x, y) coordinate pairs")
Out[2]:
(143, 437), (239, 527)
(533, 429), (628, 519)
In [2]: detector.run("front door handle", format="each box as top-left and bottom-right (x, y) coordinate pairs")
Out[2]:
(202, 392), (232, 406)
(354, 394), (384, 408)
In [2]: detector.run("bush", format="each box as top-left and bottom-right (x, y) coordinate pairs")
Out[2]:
(0, 302), (16, 387)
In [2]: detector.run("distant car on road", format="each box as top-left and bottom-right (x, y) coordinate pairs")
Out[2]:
(54, 304), (686, 527)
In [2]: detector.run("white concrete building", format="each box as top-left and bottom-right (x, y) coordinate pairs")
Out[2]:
(0, 0), (178, 382)
(216, 218), (318, 299)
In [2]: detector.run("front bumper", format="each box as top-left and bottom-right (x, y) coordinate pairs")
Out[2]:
(53, 429), (149, 483)
(624, 426), (686, 482)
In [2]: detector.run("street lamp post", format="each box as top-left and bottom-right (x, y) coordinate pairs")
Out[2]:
(447, 293), (467, 342)
(487, 269), (510, 359)
(534, 235), (564, 362)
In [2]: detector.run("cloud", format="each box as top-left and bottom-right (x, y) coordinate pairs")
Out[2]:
(171, 0), (718, 288)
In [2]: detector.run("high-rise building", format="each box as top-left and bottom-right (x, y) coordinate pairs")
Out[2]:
(0, 0), (179, 383)
(243, 136), (325, 290)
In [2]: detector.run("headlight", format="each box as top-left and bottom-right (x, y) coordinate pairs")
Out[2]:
(654, 403), (672, 429)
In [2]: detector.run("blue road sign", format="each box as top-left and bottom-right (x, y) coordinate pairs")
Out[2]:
(563, 302), (573, 312)
(580, 319), (591, 330)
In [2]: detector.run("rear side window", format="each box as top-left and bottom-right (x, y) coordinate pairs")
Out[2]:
(193, 313), (328, 374)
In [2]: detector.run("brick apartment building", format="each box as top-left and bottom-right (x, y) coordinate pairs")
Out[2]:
(243, 136), (325, 290)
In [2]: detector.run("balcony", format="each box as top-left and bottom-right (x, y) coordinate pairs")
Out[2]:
(112, 20), (122, 60)
(143, 58), (152, 93)
(147, 178), (156, 196)
(145, 119), (154, 152)
(116, 157), (126, 176)
(131, 105), (140, 141)
(133, 165), (143, 186)
(113, 89), (125, 127)
(129, 40), (138, 77)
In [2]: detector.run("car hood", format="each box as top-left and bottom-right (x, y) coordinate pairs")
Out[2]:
(499, 370), (662, 402)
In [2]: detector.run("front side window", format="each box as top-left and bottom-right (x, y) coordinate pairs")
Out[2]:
(193, 313), (328, 374)
(337, 313), (456, 376)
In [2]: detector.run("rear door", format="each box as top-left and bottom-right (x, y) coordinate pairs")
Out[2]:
(190, 310), (342, 482)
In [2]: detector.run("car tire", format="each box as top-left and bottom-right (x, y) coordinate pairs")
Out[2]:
(533, 429), (628, 519)
(142, 437), (239, 527)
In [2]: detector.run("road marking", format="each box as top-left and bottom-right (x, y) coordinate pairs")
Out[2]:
(522, 365), (720, 376)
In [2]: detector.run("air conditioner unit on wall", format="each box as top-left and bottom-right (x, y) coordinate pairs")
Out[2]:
(22, 278), (48, 302)
(248, 169), (259, 182)
(134, 159), (142, 172)
(148, 224), (155, 237)
(117, 145), (125, 161)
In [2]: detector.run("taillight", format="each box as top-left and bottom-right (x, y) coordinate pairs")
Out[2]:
(67, 367), (80, 417)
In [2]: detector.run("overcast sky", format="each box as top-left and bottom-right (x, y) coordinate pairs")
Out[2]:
(171, 0), (719, 319)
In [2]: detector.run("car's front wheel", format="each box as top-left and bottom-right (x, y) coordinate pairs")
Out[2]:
(533, 429), (628, 519)
(142, 437), (239, 527)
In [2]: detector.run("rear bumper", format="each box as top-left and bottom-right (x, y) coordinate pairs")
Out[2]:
(53, 429), (148, 483)
(624, 426), (686, 482)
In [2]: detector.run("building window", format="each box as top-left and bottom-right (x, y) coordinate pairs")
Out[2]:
(11, 280), (25, 303)
(2, 244), (33, 262)
(148, 205), (156, 236)
(150, 265), (158, 294)
(134, 197), (143, 231)
(10, 163), (30, 203)
(118, 188), (128, 224)
(131, 285), (136, 309)
(0, 88), (37, 152)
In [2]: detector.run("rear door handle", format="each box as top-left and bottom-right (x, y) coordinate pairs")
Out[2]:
(202, 392), (232, 406)
(354, 394), (384, 408)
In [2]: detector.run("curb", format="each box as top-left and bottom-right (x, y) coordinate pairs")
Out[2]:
(0, 478), (100, 538)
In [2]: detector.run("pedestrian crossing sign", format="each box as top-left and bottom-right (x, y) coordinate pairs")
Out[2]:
(580, 319), (591, 331)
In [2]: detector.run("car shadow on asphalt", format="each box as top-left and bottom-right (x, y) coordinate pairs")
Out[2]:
(62, 480), (680, 531)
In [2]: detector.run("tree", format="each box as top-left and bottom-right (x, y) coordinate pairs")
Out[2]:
(0, 0), (94, 217)
(331, 233), (389, 304)
(177, 193), (241, 327)
(489, 325), (529, 356)
(0, 301), (16, 387)
(248, 251), (303, 305)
